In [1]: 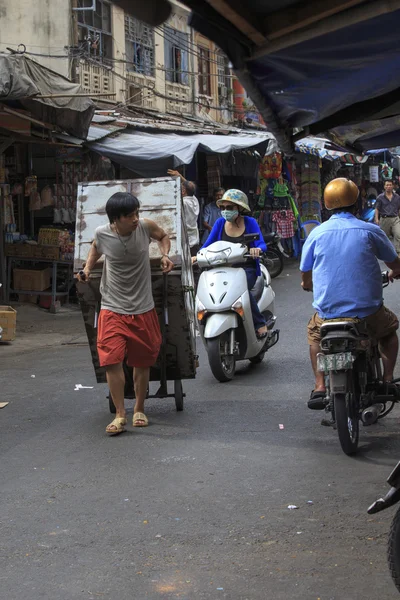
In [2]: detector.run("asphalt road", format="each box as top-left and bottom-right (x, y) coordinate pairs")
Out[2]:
(2, 260), (400, 600)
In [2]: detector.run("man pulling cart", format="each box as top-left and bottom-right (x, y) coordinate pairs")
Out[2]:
(75, 177), (197, 436)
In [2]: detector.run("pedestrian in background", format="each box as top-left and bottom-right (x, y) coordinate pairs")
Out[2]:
(201, 187), (225, 244)
(168, 169), (200, 256)
(374, 180), (400, 256)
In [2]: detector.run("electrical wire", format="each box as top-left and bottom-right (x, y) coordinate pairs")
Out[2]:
(15, 46), (258, 115)
(154, 25), (223, 65)
(85, 54), (260, 115)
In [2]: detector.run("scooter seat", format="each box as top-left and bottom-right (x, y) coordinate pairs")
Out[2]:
(251, 275), (264, 302)
(264, 232), (279, 243)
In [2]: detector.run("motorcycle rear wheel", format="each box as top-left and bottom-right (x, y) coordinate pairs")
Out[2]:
(335, 392), (359, 455)
(263, 249), (284, 278)
(207, 332), (236, 382)
(388, 504), (400, 592)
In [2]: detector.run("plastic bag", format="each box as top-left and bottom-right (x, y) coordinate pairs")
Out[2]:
(29, 191), (41, 211)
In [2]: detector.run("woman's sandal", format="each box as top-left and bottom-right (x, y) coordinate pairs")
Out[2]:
(106, 417), (127, 436)
(133, 412), (149, 427)
(256, 326), (268, 340)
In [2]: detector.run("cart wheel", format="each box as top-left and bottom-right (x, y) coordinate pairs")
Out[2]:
(108, 390), (116, 414)
(174, 380), (184, 411)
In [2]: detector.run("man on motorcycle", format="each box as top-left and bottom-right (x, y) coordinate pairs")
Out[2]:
(300, 178), (400, 410)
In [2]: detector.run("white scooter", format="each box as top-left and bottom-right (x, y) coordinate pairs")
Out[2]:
(195, 233), (279, 382)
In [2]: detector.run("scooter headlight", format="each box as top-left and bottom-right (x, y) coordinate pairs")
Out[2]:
(196, 299), (207, 322)
(232, 297), (245, 319)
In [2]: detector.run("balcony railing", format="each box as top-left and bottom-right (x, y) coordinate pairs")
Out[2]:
(77, 60), (115, 98)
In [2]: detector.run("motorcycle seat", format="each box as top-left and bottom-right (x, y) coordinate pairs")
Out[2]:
(251, 275), (264, 302)
(320, 320), (369, 340)
(264, 232), (278, 243)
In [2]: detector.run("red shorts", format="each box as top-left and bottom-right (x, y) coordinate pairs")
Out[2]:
(97, 308), (162, 368)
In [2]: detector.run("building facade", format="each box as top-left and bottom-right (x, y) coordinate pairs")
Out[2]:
(0, 0), (238, 125)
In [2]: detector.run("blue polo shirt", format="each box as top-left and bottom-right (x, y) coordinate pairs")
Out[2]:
(300, 213), (397, 319)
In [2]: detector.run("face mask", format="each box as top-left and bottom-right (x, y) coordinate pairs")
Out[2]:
(221, 209), (239, 222)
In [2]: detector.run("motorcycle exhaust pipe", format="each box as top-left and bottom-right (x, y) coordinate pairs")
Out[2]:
(361, 405), (380, 426)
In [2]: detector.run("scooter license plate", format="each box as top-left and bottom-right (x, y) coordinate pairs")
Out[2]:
(317, 352), (353, 373)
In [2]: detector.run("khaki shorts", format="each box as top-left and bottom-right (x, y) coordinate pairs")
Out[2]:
(307, 305), (399, 345)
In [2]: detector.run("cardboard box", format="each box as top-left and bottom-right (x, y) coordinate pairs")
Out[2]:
(13, 267), (51, 292)
(18, 294), (38, 304)
(0, 306), (17, 341)
(5, 243), (33, 258)
(32, 246), (60, 260)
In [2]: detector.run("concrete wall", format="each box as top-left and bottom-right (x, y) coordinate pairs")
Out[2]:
(0, 0), (71, 77)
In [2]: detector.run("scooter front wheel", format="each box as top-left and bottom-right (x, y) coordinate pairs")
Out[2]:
(207, 333), (236, 382)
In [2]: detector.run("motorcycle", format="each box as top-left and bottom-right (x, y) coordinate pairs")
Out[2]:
(360, 197), (376, 223)
(261, 232), (285, 278)
(195, 233), (279, 382)
(368, 461), (400, 593)
(316, 272), (400, 455)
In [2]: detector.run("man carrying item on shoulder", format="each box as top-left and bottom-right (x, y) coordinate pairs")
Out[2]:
(300, 178), (400, 410)
(168, 169), (200, 256)
(375, 180), (400, 256)
(77, 192), (174, 435)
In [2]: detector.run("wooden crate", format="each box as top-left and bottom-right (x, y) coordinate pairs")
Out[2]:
(13, 267), (51, 291)
(0, 306), (17, 341)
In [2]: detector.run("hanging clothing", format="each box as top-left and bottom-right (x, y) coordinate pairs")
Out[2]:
(272, 210), (295, 239)
(206, 155), (222, 197)
(260, 152), (282, 179)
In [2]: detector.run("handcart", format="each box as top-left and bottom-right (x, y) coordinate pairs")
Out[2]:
(74, 177), (197, 411)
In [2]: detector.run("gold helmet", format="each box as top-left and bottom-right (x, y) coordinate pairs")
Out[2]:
(324, 178), (359, 210)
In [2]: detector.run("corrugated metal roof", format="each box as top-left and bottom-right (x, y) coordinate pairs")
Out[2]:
(91, 114), (118, 124)
(86, 123), (126, 142)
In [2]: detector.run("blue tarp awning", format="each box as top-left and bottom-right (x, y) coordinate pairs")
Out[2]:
(183, 0), (400, 154)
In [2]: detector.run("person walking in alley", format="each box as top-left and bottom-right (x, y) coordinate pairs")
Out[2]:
(374, 180), (400, 255)
(167, 169), (200, 256)
(201, 187), (225, 244)
(77, 192), (174, 435)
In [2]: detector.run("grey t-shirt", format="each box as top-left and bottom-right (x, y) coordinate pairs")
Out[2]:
(94, 221), (154, 315)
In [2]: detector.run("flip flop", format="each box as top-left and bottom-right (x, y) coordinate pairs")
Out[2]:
(256, 326), (268, 340)
(133, 412), (149, 427)
(308, 390), (326, 410)
(106, 417), (127, 436)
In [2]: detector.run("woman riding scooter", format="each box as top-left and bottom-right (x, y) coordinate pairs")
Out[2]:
(194, 189), (268, 339)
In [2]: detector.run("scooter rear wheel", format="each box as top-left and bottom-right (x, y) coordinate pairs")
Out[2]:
(207, 333), (236, 382)
(263, 249), (284, 278)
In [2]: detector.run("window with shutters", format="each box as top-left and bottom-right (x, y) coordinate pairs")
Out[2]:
(164, 26), (189, 86)
(77, 0), (112, 62)
(125, 16), (155, 77)
(217, 53), (231, 102)
(198, 47), (211, 96)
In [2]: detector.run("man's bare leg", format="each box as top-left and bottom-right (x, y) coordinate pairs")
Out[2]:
(133, 367), (150, 424)
(379, 332), (399, 382)
(310, 343), (325, 391)
(106, 363), (126, 432)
